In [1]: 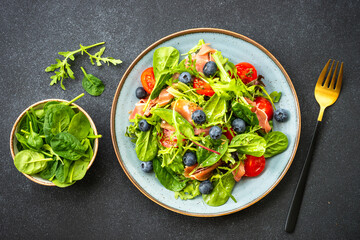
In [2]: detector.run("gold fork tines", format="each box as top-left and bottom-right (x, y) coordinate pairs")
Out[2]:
(315, 59), (344, 121)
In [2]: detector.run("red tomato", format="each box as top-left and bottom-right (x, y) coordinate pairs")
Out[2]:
(254, 97), (274, 119)
(244, 155), (265, 177)
(235, 62), (258, 84)
(159, 129), (178, 148)
(141, 67), (156, 94)
(193, 78), (215, 97)
(224, 127), (235, 141)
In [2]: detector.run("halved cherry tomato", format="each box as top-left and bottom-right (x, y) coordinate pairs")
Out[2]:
(244, 155), (265, 177)
(159, 129), (178, 148)
(141, 67), (156, 94)
(254, 96), (274, 119)
(223, 127), (235, 141)
(235, 62), (258, 84)
(193, 78), (215, 97)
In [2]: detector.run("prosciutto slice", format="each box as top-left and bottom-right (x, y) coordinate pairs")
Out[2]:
(244, 98), (272, 133)
(129, 87), (174, 120)
(194, 44), (216, 73)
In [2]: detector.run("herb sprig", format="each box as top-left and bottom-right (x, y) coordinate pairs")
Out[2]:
(45, 42), (122, 90)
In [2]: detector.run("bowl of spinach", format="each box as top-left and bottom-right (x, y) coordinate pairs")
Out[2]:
(10, 93), (101, 187)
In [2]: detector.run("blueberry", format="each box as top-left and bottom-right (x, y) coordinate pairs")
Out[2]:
(232, 118), (246, 134)
(274, 108), (289, 122)
(139, 119), (151, 131)
(199, 180), (213, 194)
(191, 110), (206, 125)
(183, 152), (197, 166)
(135, 87), (147, 99)
(179, 72), (192, 84)
(203, 61), (217, 77)
(209, 126), (222, 140)
(141, 161), (153, 173)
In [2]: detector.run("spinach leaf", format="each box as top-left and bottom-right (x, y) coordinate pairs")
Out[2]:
(200, 136), (229, 167)
(270, 91), (282, 103)
(14, 150), (52, 175)
(72, 160), (89, 181)
(43, 104), (75, 143)
(229, 133), (266, 157)
(152, 108), (195, 139)
(27, 122), (43, 150)
(68, 112), (91, 140)
(153, 158), (186, 192)
(81, 67), (105, 96)
(203, 174), (236, 206)
(39, 160), (58, 180)
(16, 133), (32, 150)
(50, 132), (87, 160)
(231, 101), (259, 126)
(52, 179), (75, 188)
(135, 127), (158, 161)
(203, 94), (227, 123)
(264, 131), (289, 158)
(149, 47), (179, 99)
(175, 180), (200, 200)
(55, 159), (72, 183)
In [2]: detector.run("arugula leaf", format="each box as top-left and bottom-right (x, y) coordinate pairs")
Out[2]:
(264, 131), (288, 158)
(175, 180), (200, 200)
(270, 91), (282, 103)
(203, 93), (227, 123)
(45, 42), (121, 90)
(229, 133), (266, 157)
(211, 51), (231, 82)
(182, 39), (205, 56)
(80, 45), (122, 66)
(81, 67), (105, 96)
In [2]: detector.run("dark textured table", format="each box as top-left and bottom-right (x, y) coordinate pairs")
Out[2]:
(1, 1), (359, 239)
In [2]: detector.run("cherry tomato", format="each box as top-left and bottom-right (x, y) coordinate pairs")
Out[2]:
(254, 97), (274, 119)
(141, 67), (156, 94)
(193, 78), (215, 97)
(223, 127), (235, 141)
(244, 155), (265, 177)
(159, 129), (177, 148)
(235, 62), (258, 84)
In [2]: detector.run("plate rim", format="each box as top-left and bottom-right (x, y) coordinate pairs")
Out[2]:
(110, 28), (301, 217)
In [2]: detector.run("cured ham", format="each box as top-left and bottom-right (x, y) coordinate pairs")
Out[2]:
(194, 44), (216, 73)
(128, 99), (146, 120)
(232, 161), (245, 182)
(244, 98), (272, 133)
(129, 87), (174, 120)
(171, 99), (202, 125)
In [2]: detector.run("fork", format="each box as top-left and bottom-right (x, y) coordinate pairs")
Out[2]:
(285, 60), (344, 233)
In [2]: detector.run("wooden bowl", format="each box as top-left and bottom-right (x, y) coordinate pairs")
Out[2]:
(9, 99), (99, 186)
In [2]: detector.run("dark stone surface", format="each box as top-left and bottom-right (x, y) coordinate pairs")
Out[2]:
(1, 0), (359, 239)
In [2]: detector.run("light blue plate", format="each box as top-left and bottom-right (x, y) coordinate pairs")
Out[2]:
(111, 28), (301, 217)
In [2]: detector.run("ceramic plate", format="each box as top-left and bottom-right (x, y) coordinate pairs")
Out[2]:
(111, 28), (300, 217)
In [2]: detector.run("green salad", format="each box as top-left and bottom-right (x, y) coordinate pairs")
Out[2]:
(126, 40), (289, 206)
(14, 94), (102, 187)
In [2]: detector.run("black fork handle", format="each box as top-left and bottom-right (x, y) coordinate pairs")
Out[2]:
(285, 121), (321, 233)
